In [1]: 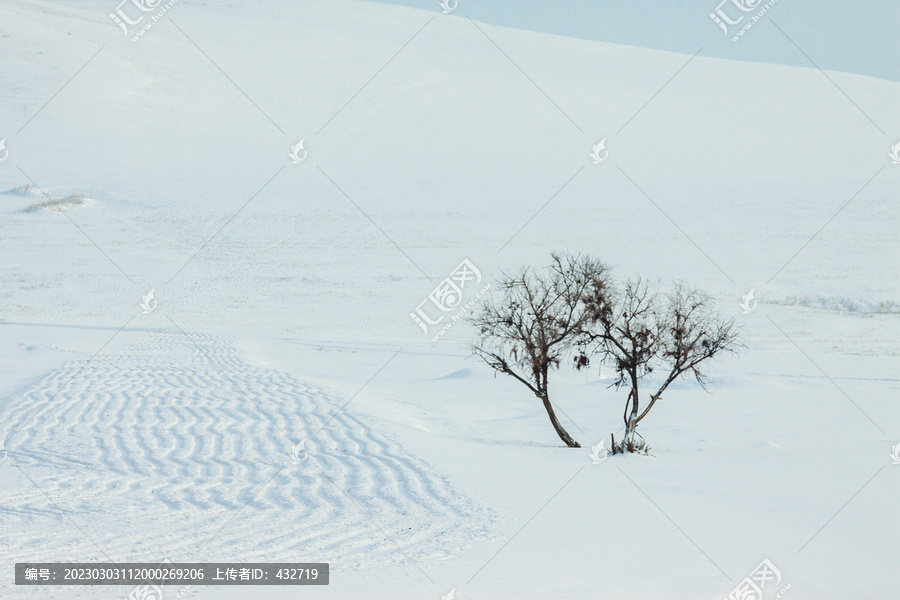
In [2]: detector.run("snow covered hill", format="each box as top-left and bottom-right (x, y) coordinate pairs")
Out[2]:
(0, 1), (897, 598)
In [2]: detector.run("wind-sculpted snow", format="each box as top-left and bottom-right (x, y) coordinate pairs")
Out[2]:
(0, 332), (496, 570)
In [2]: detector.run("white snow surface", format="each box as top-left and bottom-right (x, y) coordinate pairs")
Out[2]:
(0, 1), (898, 599)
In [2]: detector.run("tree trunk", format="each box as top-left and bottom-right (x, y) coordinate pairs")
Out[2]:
(536, 361), (580, 448)
(537, 392), (580, 447)
(623, 414), (636, 450)
(622, 374), (639, 451)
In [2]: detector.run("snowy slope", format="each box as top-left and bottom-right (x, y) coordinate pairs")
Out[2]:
(0, 0), (898, 599)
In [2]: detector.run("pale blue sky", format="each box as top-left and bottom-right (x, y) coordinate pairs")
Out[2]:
(364, 0), (898, 82)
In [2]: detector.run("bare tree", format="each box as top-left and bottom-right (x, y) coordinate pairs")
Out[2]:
(470, 253), (610, 448)
(577, 280), (740, 452)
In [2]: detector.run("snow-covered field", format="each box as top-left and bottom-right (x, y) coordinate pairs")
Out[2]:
(0, 1), (898, 598)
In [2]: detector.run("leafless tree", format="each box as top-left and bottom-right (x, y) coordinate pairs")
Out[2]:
(577, 280), (740, 452)
(470, 253), (611, 448)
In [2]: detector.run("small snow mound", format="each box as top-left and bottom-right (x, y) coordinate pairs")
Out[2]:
(1, 185), (43, 197)
(434, 367), (477, 380)
(24, 195), (94, 213)
(771, 294), (900, 314)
